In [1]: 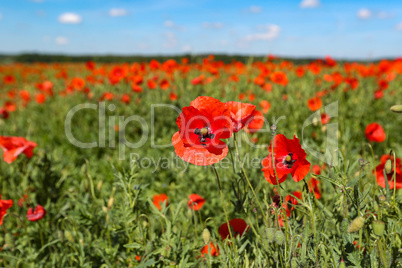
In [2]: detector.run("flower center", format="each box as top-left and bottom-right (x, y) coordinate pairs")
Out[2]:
(194, 127), (215, 145)
(283, 153), (296, 169)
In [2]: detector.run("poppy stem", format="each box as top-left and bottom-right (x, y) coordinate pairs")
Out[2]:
(211, 164), (235, 249)
(233, 133), (268, 223)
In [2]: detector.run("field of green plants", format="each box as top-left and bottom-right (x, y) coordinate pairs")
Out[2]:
(0, 56), (401, 267)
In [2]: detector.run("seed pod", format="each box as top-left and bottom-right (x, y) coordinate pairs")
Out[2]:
(58, 230), (65, 242)
(202, 228), (211, 244)
(275, 230), (285, 245)
(265, 227), (275, 243)
(372, 220), (385, 237)
(64, 230), (75, 243)
(4, 233), (14, 249)
(390, 104), (402, 113)
(378, 195), (387, 202)
(102, 206), (108, 213)
(385, 159), (393, 174)
(348, 216), (364, 233)
(108, 197), (114, 210)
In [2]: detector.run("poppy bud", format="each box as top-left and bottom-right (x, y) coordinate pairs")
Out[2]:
(202, 228), (211, 244)
(385, 159), (393, 174)
(108, 197), (114, 210)
(5, 233), (14, 249)
(65, 230), (75, 243)
(58, 230), (64, 242)
(97, 181), (103, 191)
(275, 230), (285, 245)
(390, 104), (402, 113)
(265, 227), (275, 243)
(102, 206), (108, 213)
(374, 202), (379, 212)
(378, 195), (387, 202)
(347, 216), (364, 233)
(372, 220), (385, 237)
(339, 260), (346, 268)
(291, 258), (298, 267)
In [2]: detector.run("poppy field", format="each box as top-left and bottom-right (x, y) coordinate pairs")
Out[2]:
(0, 56), (402, 267)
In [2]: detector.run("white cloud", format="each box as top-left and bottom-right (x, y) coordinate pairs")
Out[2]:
(357, 8), (371, 19)
(182, 45), (192, 52)
(58, 13), (82, 24)
(300, 0), (320, 8)
(164, 20), (185, 30)
(109, 8), (128, 17)
(55, 36), (68, 45)
(396, 22), (402, 31)
(249, 6), (262, 13)
(245, 24), (280, 42)
(202, 22), (223, 29)
(163, 32), (177, 48)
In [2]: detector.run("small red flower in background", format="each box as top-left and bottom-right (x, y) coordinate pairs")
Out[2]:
(245, 110), (264, 134)
(295, 67), (305, 77)
(201, 242), (219, 257)
(169, 92), (178, 101)
(27, 205), (46, 221)
(153, 194), (168, 210)
(70, 77), (86, 91)
(135, 255), (141, 262)
(308, 178), (321, 199)
(100, 92), (114, 101)
(375, 155), (402, 189)
(35, 93), (46, 104)
(321, 113), (330, 125)
(121, 94), (131, 104)
(219, 219), (249, 240)
(307, 97), (322, 111)
(3, 75), (16, 85)
(225, 101), (256, 132)
(278, 191), (302, 227)
(0, 108), (9, 120)
(18, 194), (28, 207)
(172, 96), (233, 166)
(188, 194), (206, 211)
(374, 89), (384, 99)
(260, 100), (271, 114)
(0, 136), (37, 164)
(270, 71), (288, 86)
(365, 123), (386, 143)
(261, 134), (311, 185)
(0, 195), (13, 225)
(312, 164), (321, 175)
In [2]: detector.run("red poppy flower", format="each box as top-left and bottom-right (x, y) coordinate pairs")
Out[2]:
(147, 79), (157, 89)
(245, 110), (264, 134)
(121, 94), (131, 104)
(172, 96), (233, 166)
(0, 108), (9, 120)
(200, 242), (219, 257)
(308, 178), (321, 199)
(374, 155), (402, 189)
(270, 71), (288, 86)
(261, 134), (311, 185)
(218, 218), (249, 240)
(153, 194), (168, 210)
(169, 92), (178, 101)
(260, 100), (271, 114)
(131, 83), (143, 93)
(35, 93), (46, 104)
(225, 101), (256, 132)
(321, 113), (330, 125)
(0, 136), (37, 164)
(307, 97), (322, 111)
(0, 195), (13, 225)
(70, 77), (86, 91)
(3, 75), (16, 85)
(278, 191), (302, 226)
(26, 204), (46, 221)
(312, 164), (321, 175)
(365, 123), (386, 143)
(86, 60), (96, 70)
(295, 67), (305, 77)
(374, 90), (384, 99)
(188, 194), (206, 211)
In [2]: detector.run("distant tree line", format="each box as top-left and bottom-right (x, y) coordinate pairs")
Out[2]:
(0, 53), (375, 64)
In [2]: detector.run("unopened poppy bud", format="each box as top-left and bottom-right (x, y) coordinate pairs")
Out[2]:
(108, 197), (114, 210)
(97, 181), (103, 191)
(65, 230), (75, 243)
(275, 230), (285, 245)
(291, 258), (298, 267)
(58, 230), (64, 242)
(347, 216), (364, 233)
(265, 227), (275, 243)
(339, 260), (346, 268)
(102, 206), (108, 213)
(202, 228), (211, 244)
(5, 233), (14, 249)
(385, 159), (393, 174)
(372, 220), (385, 236)
(379, 195), (387, 202)
(390, 104), (402, 113)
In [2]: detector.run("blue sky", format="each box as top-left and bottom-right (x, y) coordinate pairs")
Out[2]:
(0, 0), (401, 59)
